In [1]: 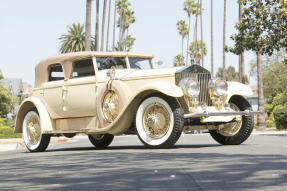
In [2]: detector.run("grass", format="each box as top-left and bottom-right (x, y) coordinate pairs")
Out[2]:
(0, 118), (21, 139)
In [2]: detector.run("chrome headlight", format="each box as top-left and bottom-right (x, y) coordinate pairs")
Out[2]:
(208, 79), (228, 97)
(179, 78), (200, 98)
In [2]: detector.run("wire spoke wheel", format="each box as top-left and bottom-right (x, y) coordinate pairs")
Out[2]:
(217, 103), (242, 137)
(22, 110), (50, 152)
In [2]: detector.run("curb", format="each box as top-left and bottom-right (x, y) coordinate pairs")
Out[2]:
(0, 137), (71, 152)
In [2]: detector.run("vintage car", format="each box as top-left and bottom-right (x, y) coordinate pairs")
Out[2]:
(14, 52), (261, 152)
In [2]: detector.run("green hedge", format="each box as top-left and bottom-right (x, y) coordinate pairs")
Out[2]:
(273, 105), (287, 130)
(0, 118), (21, 139)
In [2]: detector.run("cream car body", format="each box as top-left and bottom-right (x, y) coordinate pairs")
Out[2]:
(15, 51), (261, 152)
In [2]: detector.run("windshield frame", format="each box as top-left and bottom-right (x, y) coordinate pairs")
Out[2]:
(128, 57), (154, 70)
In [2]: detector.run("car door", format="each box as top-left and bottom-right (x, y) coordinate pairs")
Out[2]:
(43, 63), (66, 118)
(63, 57), (97, 118)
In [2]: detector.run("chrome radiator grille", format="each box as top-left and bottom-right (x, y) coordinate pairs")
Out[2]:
(175, 65), (212, 106)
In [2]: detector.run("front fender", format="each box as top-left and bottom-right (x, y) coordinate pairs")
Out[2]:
(14, 97), (55, 133)
(226, 82), (252, 102)
(137, 81), (183, 98)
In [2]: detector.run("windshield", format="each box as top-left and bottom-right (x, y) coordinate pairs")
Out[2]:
(129, 58), (152, 70)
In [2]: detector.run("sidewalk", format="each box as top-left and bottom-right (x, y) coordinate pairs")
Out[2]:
(0, 137), (70, 152)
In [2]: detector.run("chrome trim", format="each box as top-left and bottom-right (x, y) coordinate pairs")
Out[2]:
(184, 110), (263, 119)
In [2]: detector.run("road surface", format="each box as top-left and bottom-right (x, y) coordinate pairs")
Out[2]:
(1, 133), (287, 191)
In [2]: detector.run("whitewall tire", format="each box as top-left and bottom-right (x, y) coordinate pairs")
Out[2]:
(22, 110), (50, 152)
(136, 95), (184, 149)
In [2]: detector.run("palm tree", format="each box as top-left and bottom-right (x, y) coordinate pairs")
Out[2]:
(257, 51), (266, 129)
(184, 0), (199, 65)
(101, 0), (108, 51)
(210, 0), (214, 77)
(59, 23), (86, 53)
(95, 0), (100, 51)
(85, 0), (92, 51)
(189, 40), (207, 65)
(223, 0), (227, 80)
(176, 20), (188, 65)
(239, 1), (245, 84)
(117, 0), (129, 45)
(200, 0), (204, 66)
(106, 0), (112, 51)
(174, 54), (185, 67)
(112, 0), (117, 50)
(123, 8), (135, 37)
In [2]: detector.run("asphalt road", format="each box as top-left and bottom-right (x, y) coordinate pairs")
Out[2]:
(0, 133), (287, 191)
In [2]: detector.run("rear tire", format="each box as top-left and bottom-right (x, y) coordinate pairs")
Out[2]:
(136, 95), (184, 149)
(88, 134), (114, 148)
(209, 96), (254, 145)
(22, 110), (50, 152)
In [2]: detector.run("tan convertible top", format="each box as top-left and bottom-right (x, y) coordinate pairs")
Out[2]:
(34, 51), (153, 88)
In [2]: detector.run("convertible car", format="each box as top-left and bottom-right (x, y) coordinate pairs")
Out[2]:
(14, 52), (261, 152)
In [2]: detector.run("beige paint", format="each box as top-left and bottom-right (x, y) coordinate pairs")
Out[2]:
(14, 97), (55, 133)
(16, 51), (255, 135)
(226, 82), (253, 102)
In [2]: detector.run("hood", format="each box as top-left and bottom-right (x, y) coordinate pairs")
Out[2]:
(119, 67), (183, 80)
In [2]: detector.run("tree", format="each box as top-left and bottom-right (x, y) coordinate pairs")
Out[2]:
(106, 0), (112, 51)
(279, 0), (287, 15)
(183, 0), (200, 65)
(223, 0), (227, 80)
(117, 0), (130, 45)
(176, 20), (188, 65)
(189, 40), (207, 65)
(101, 0), (108, 51)
(0, 84), (12, 117)
(95, 0), (100, 51)
(115, 35), (135, 51)
(59, 23), (93, 53)
(116, 0), (135, 50)
(210, 0), (214, 76)
(216, 66), (249, 83)
(228, 0), (287, 129)
(199, 0), (204, 66)
(112, 0), (117, 50)
(0, 69), (3, 80)
(238, 0), (245, 83)
(174, 54), (185, 67)
(85, 0), (92, 51)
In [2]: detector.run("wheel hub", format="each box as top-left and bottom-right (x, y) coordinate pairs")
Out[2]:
(26, 116), (41, 145)
(217, 103), (243, 137)
(143, 103), (170, 139)
(102, 91), (119, 123)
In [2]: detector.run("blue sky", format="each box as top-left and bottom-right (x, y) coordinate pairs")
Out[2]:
(0, 0), (255, 85)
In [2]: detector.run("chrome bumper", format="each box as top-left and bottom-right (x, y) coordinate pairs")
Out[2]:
(184, 110), (263, 119)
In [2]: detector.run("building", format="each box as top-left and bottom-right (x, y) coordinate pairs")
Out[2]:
(0, 78), (23, 97)
(248, 85), (259, 111)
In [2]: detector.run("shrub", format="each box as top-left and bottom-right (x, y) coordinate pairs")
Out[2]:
(273, 105), (287, 130)
(265, 119), (275, 128)
(0, 118), (21, 139)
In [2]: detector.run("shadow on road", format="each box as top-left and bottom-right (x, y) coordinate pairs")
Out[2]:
(1, 143), (286, 191)
(42, 144), (221, 153)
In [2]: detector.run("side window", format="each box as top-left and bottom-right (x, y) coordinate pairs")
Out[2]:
(48, 64), (64, 82)
(96, 57), (127, 70)
(72, 58), (95, 78)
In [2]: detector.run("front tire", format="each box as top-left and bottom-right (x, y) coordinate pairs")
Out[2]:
(22, 110), (50, 152)
(209, 96), (254, 145)
(88, 134), (114, 148)
(136, 95), (184, 149)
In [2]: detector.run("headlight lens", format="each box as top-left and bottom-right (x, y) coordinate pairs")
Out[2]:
(208, 79), (228, 97)
(179, 78), (200, 98)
